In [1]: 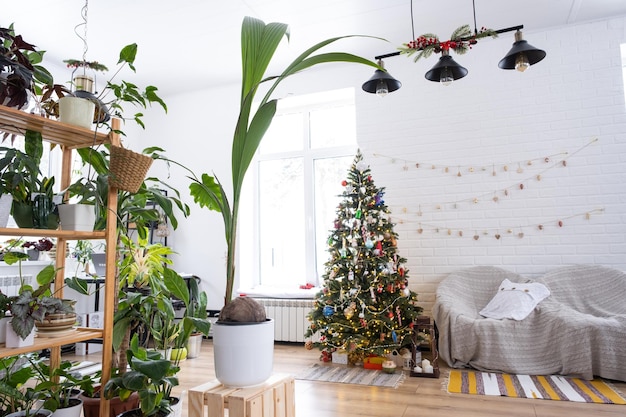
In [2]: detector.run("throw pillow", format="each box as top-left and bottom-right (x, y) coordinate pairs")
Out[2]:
(479, 278), (550, 320)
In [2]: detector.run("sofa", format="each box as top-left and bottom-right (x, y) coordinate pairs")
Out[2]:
(432, 265), (626, 381)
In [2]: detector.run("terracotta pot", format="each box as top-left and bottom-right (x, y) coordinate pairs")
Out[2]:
(80, 390), (139, 417)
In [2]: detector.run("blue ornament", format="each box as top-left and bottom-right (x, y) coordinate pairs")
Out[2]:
(323, 306), (335, 317)
(392, 331), (398, 342)
(365, 239), (374, 249)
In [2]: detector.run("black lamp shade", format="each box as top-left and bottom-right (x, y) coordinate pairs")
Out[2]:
(362, 69), (402, 94)
(425, 55), (468, 82)
(498, 39), (546, 69)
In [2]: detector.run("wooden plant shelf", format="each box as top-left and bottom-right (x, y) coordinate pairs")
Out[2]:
(0, 105), (110, 149)
(0, 227), (106, 239)
(0, 328), (103, 358)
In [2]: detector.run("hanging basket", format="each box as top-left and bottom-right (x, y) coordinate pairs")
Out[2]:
(109, 145), (153, 193)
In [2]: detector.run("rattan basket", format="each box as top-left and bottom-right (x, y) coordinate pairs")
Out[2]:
(109, 145), (153, 193)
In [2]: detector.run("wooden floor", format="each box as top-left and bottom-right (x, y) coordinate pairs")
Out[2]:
(66, 340), (626, 417)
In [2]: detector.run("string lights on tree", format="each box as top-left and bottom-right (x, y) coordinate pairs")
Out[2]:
(305, 151), (421, 364)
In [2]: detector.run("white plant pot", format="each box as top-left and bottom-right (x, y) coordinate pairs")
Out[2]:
(5, 320), (35, 347)
(51, 398), (83, 417)
(58, 204), (96, 231)
(169, 397), (182, 417)
(0, 316), (11, 344)
(0, 194), (12, 227)
(186, 333), (203, 359)
(212, 319), (274, 387)
(58, 96), (95, 129)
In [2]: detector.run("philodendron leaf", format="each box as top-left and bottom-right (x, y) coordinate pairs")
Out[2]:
(189, 174), (224, 212)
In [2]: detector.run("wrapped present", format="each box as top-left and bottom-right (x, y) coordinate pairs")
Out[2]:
(332, 349), (348, 364)
(363, 356), (386, 370)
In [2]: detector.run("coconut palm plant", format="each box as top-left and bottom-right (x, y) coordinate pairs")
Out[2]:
(188, 16), (380, 307)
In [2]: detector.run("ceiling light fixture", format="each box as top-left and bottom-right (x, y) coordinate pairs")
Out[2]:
(362, 0), (546, 95)
(361, 59), (402, 97)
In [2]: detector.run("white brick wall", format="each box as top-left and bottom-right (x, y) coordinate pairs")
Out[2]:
(356, 17), (626, 315)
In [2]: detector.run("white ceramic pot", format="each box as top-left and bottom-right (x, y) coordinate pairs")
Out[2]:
(51, 398), (83, 417)
(186, 333), (203, 359)
(169, 396), (182, 417)
(0, 316), (10, 344)
(212, 319), (274, 387)
(58, 97), (95, 129)
(0, 194), (12, 227)
(58, 204), (96, 231)
(5, 320), (35, 348)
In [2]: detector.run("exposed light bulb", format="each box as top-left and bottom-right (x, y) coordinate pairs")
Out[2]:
(440, 67), (453, 86)
(515, 53), (530, 72)
(375, 79), (389, 97)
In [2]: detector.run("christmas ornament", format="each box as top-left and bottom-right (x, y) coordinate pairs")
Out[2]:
(356, 161), (368, 172)
(323, 306), (335, 317)
(305, 340), (313, 350)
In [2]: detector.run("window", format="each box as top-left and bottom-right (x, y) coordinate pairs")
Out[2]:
(239, 88), (357, 288)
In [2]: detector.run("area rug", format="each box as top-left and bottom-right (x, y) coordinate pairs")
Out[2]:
(447, 370), (626, 404)
(296, 363), (404, 388)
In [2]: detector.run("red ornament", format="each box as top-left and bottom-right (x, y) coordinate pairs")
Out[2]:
(341, 180), (348, 186)
(409, 322), (414, 329)
(388, 311), (394, 318)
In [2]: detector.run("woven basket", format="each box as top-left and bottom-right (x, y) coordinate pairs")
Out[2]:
(109, 145), (153, 193)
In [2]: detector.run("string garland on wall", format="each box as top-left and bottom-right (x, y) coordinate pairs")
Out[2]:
(371, 138), (603, 240)
(392, 207), (605, 241)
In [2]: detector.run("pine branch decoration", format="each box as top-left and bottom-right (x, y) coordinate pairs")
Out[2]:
(399, 24), (498, 61)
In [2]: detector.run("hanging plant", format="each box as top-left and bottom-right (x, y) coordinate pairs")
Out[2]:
(398, 24), (498, 62)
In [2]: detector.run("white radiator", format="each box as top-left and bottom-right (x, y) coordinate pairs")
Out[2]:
(254, 298), (316, 343)
(0, 274), (32, 296)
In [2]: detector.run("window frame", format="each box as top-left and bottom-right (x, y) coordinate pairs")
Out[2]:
(239, 88), (357, 289)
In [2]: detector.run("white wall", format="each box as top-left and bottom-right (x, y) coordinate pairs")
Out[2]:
(135, 16), (626, 313)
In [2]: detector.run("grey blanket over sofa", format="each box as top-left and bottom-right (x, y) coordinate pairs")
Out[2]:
(432, 265), (626, 381)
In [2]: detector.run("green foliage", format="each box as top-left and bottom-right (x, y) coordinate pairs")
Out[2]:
(189, 16), (379, 305)
(103, 334), (179, 417)
(70, 146), (190, 237)
(28, 356), (93, 411)
(0, 354), (47, 417)
(0, 130), (59, 229)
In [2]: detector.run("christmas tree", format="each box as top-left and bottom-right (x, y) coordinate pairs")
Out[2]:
(305, 151), (422, 364)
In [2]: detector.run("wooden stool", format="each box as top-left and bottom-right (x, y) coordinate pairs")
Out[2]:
(188, 373), (295, 417)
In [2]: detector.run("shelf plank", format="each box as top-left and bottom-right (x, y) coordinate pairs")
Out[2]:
(0, 227), (106, 239)
(0, 105), (110, 148)
(0, 328), (103, 358)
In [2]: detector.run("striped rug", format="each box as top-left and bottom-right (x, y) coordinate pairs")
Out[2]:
(296, 363), (405, 388)
(447, 370), (626, 404)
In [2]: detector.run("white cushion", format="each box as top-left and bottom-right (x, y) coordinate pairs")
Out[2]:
(479, 279), (551, 320)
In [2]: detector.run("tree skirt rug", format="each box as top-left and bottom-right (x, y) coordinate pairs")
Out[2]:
(447, 370), (626, 404)
(296, 363), (405, 388)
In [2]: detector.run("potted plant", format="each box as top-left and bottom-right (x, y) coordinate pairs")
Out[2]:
(162, 271), (210, 361)
(103, 334), (180, 417)
(77, 370), (139, 417)
(167, 275), (209, 360)
(0, 24), (54, 112)
(0, 129), (60, 229)
(187, 16), (380, 387)
(2, 251), (75, 346)
(0, 354), (52, 417)
(27, 356), (93, 417)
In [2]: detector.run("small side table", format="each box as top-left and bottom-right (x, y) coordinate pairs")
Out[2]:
(410, 316), (440, 378)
